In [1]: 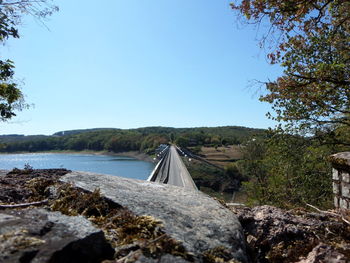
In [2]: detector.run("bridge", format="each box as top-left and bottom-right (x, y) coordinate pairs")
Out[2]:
(147, 145), (198, 190)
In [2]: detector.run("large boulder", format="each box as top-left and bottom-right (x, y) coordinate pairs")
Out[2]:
(0, 208), (114, 263)
(61, 171), (247, 262)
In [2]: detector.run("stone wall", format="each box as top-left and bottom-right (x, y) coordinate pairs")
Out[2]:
(329, 152), (350, 209)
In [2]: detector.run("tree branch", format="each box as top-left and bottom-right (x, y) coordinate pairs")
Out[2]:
(0, 199), (48, 209)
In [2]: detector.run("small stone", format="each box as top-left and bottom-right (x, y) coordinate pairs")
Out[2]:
(339, 198), (349, 209)
(246, 235), (257, 246)
(333, 169), (339, 180)
(341, 182), (350, 198)
(333, 182), (340, 195)
(342, 172), (350, 183)
(334, 196), (340, 208)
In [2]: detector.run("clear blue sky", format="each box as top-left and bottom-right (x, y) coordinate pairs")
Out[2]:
(1, 0), (282, 135)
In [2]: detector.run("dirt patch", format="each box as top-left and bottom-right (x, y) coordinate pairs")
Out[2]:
(194, 145), (243, 167)
(57, 150), (155, 163)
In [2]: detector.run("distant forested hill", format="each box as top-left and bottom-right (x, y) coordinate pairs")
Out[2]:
(0, 126), (265, 153)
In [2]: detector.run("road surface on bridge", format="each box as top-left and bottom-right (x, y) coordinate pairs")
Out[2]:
(148, 145), (198, 190)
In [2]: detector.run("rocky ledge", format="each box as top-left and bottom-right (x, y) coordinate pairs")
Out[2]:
(0, 169), (247, 263)
(232, 205), (350, 263)
(1, 169), (349, 263)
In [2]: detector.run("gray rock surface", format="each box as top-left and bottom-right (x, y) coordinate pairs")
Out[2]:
(0, 208), (114, 263)
(62, 171), (247, 262)
(233, 205), (350, 263)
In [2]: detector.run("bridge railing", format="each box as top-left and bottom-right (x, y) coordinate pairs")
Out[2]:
(147, 146), (170, 182)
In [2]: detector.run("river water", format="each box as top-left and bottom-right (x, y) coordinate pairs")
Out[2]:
(0, 153), (155, 180)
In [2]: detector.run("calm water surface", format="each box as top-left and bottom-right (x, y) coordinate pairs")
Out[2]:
(0, 153), (155, 180)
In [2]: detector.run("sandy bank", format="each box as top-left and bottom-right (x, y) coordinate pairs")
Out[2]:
(0, 150), (155, 163)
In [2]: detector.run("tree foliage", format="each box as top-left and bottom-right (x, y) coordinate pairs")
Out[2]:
(231, 0), (350, 142)
(0, 0), (58, 121)
(236, 132), (334, 208)
(0, 126), (263, 153)
(0, 59), (23, 120)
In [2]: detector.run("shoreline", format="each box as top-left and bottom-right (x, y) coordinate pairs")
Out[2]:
(0, 150), (155, 163)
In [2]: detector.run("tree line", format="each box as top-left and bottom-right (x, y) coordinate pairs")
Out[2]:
(0, 126), (264, 154)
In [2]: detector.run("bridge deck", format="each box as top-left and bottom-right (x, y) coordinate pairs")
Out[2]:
(148, 145), (197, 190)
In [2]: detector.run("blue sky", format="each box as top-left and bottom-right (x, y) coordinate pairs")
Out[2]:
(1, 0), (282, 135)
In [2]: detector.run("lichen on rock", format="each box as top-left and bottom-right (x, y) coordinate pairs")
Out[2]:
(231, 205), (350, 263)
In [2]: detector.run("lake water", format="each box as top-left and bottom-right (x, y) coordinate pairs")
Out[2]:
(0, 153), (155, 180)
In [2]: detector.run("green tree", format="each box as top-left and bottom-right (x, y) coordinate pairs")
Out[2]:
(231, 0), (350, 143)
(175, 136), (189, 147)
(170, 132), (175, 142)
(0, 0), (58, 121)
(0, 59), (24, 120)
(237, 132), (333, 208)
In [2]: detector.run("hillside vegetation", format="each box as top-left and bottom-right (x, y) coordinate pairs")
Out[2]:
(0, 126), (264, 154)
